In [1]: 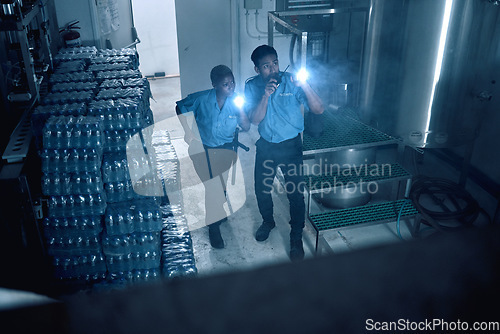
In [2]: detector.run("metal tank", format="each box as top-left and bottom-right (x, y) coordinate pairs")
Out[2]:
(359, 0), (500, 148)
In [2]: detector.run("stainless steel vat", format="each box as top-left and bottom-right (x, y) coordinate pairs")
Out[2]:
(359, 0), (500, 148)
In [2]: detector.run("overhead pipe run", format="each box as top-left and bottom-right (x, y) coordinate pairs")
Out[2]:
(245, 9), (288, 40)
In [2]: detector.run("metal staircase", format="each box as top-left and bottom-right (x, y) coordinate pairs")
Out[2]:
(301, 108), (420, 254)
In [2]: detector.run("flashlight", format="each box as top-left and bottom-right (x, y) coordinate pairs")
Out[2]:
(296, 68), (309, 83)
(233, 95), (245, 108)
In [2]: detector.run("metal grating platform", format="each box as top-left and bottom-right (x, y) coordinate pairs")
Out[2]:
(303, 108), (396, 154)
(309, 199), (419, 232)
(305, 163), (411, 192)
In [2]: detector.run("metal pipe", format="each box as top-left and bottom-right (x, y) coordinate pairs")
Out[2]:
(246, 10), (263, 40)
(268, 13), (273, 46)
(254, 10), (266, 34)
(271, 7), (369, 17)
(301, 31), (307, 69)
(247, 10), (287, 40)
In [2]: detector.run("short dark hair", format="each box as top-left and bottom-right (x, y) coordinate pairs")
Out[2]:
(210, 65), (233, 85)
(251, 45), (278, 67)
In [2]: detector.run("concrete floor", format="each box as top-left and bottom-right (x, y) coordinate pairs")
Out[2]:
(148, 76), (497, 278)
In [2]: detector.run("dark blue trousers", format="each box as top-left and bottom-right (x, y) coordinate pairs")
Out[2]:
(189, 141), (235, 227)
(254, 135), (305, 236)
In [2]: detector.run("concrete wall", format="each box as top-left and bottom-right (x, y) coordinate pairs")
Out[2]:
(100, 0), (135, 49)
(131, 0), (179, 77)
(53, 0), (98, 46)
(175, 0), (294, 98)
(174, 0), (233, 97)
(53, 0), (134, 49)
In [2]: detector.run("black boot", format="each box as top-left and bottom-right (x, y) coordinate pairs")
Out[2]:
(255, 221), (275, 241)
(289, 228), (304, 262)
(290, 238), (304, 262)
(209, 224), (224, 249)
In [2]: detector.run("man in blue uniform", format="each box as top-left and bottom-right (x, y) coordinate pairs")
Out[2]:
(176, 65), (250, 248)
(245, 45), (324, 261)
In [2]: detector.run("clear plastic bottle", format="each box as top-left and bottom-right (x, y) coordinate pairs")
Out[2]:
(72, 172), (103, 194)
(43, 215), (103, 238)
(101, 153), (129, 183)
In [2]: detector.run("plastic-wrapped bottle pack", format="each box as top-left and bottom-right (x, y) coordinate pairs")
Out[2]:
(31, 103), (87, 148)
(53, 59), (87, 74)
(42, 115), (103, 149)
(40, 148), (103, 174)
(87, 98), (145, 131)
(49, 71), (95, 84)
(101, 152), (130, 183)
(47, 193), (107, 217)
(42, 216), (103, 239)
(97, 48), (139, 69)
(40, 112), (107, 284)
(50, 81), (98, 93)
(107, 268), (160, 284)
(96, 69), (142, 82)
(104, 199), (162, 236)
(42, 90), (94, 105)
(91, 55), (133, 66)
(46, 235), (102, 256)
(40, 46), (197, 289)
(104, 179), (136, 203)
(160, 207), (197, 279)
(100, 77), (150, 90)
(102, 231), (161, 255)
(96, 87), (148, 102)
(88, 62), (131, 74)
(51, 253), (107, 282)
(102, 231), (161, 273)
(53, 46), (98, 64)
(42, 172), (104, 196)
(102, 129), (138, 153)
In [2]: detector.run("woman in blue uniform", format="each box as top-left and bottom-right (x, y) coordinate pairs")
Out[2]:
(176, 65), (250, 248)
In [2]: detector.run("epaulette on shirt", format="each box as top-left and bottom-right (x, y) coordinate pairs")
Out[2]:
(245, 75), (259, 84)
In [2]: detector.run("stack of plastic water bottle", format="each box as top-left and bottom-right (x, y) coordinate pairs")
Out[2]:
(90, 51), (163, 284)
(31, 103), (87, 148)
(149, 130), (197, 278)
(100, 77), (150, 91)
(98, 48), (140, 69)
(52, 59), (87, 73)
(35, 46), (197, 289)
(40, 115), (107, 285)
(101, 149), (165, 284)
(52, 46), (98, 64)
(50, 81), (98, 94)
(101, 197), (163, 284)
(88, 99), (143, 152)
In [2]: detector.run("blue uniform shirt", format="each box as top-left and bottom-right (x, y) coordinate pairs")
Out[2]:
(244, 72), (309, 143)
(176, 89), (239, 147)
